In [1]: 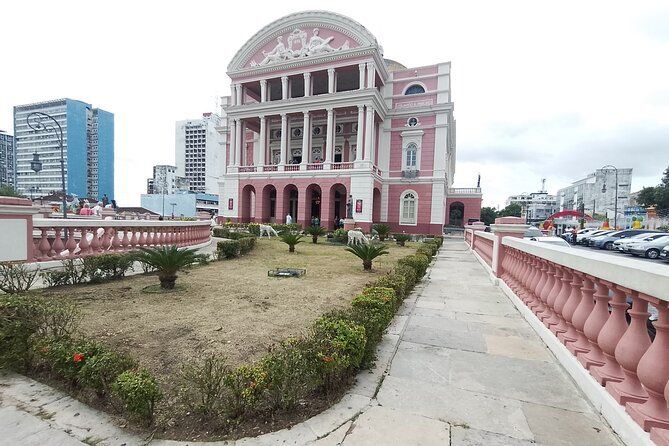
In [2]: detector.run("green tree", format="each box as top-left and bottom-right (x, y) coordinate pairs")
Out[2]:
(636, 186), (657, 207)
(480, 207), (497, 225)
(498, 203), (522, 217)
(0, 185), (23, 198)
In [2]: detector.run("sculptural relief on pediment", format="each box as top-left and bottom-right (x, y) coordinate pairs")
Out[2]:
(248, 27), (352, 67)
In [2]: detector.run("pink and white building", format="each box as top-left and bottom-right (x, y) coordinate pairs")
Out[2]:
(217, 11), (481, 234)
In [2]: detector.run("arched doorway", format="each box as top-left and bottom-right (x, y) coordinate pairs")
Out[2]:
(282, 184), (298, 223)
(329, 183), (347, 229)
(449, 201), (465, 227)
(306, 184), (322, 224)
(240, 185), (256, 223)
(261, 184), (277, 222)
(373, 187), (382, 223)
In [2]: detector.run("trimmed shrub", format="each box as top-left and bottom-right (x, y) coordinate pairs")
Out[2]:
(82, 254), (134, 283)
(331, 229), (349, 244)
(261, 338), (317, 411)
(238, 236), (256, 255)
(371, 272), (408, 304)
(394, 264), (418, 289)
(79, 350), (136, 396)
(433, 235), (444, 248)
(180, 354), (229, 416)
(398, 254), (430, 279)
(311, 315), (366, 393)
(223, 364), (268, 417)
(41, 259), (88, 288)
(112, 369), (162, 424)
(350, 287), (395, 366)
(35, 337), (104, 383)
(0, 262), (38, 294)
(217, 240), (241, 259)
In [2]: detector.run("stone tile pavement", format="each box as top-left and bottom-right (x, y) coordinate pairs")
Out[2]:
(0, 238), (624, 445)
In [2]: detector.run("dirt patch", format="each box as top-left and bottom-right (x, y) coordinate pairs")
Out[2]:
(39, 238), (413, 440)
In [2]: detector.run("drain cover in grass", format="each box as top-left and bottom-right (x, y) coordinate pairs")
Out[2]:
(268, 268), (306, 278)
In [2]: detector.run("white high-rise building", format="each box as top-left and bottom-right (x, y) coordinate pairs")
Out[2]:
(175, 113), (221, 195)
(556, 168), (632, 218)
(147, 165), (189, 195)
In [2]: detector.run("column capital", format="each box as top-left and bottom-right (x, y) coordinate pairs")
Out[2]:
(327, 67), (336, 74)
(326, 107), (334, 113)
(260, 79), (267, 85)
(357, 105), (365, 112)
(303, 72), (311, 78)
(281, 75), (288, 81)
(366, 61), (375, 68)
(258, 114), (266, 120)
(302, 110), (310, 117)
(358, 63), (366, 69)
(280, 112), (287, 119)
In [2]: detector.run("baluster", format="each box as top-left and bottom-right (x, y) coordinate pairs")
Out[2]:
(51, 227), (65, 259)
(607, 293), (651, 404)
(548, 267), (571, 335)
(506, 249), (521, 289)
(521, 256), (538, 305)
(156, 227), (164, 246)
(578, 277), (610, 370)
(175, 227), (182, 247)
(146, 228), (154, 246)
(129, 226), (140, 249)
(65, 228), (77, 259)
(566, 274), (594, 356)
(111, 227), (122, 252)
(121, 227), (131, 251)
(627, 301), (669, 431)
(591, 286), (629, 385)
(138, 228), (148, 247)
(37, 228), (51, 260)
(166, 227), (174, 245)
(558, 272), (583, 344)
(529, 260), (548, 312)
(90, 227), (101, 252)
(79, 228), (91, 256)
(650, 383), (669, 444)
(539, 264), (560, 323)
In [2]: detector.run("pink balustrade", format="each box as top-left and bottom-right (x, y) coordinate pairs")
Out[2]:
(464, 228), (473, 245)
(307, 163), (324, 170)
(284, 165), (300, 172)
(495, 234), (669, 441)
(262, 165), (278, 172)
(238, 166), (257, 173)
(332, 162), (353, 170)
(472, 230), (494, 267)
(30, 219), (212, 262)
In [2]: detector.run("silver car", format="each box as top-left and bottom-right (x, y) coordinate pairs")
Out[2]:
(628, 235), (669, 259)
(614, 233), (669, 252)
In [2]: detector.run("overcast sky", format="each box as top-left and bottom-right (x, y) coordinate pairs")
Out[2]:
(1, 0), (667, 208)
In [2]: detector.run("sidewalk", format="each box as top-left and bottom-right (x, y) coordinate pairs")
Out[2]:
(0, 238), (623, 445)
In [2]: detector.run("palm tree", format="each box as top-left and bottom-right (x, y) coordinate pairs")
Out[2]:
(372, 224), (391, 241)
(345, 243), (389, 270)
(279, 232), (304, 253)
(305, 226), (327, 244)
(393, 233), (411, 247)
(134, 245), (199, 289)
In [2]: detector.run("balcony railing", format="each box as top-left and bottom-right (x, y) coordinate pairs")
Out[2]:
(262, 165), (278, 172)
(307, 163), (324, 170)
(238, 166), (257, 173)
(232, 162), (382, 175)
(448, 187), (482, 195)
(332, 162), (353, 170)
(284, 164), (300, 171)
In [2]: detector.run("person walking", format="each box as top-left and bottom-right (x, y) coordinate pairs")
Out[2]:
(571, 227), (578, 244)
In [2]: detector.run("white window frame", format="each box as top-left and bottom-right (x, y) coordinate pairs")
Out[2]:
(400, 129), (424, 171)
(399, 190), (418, 226)
(405, 143), (418, 168)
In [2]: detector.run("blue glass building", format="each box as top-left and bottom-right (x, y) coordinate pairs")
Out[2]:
(13, 98), (114, 200)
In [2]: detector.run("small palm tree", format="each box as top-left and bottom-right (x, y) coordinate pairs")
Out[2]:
(345, 243), (389, 271)
(134, 245), (199, 289)
(373, 224), (391, 241)
(305, 226), (327, 244)
(279, 232), (304, 253)
(393, 233), (411, 247)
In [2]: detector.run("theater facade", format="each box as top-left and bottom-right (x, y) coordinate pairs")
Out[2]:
(217, 10), (481, 234)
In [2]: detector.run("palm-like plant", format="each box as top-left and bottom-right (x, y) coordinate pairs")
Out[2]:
(372, 224), (391, 241)
(345, 243), (389, 271)
(393, 233), (411, 247)
(279, 232), (304, 253)
(305, 226), (327, 244)
(134, 245), (199, 289)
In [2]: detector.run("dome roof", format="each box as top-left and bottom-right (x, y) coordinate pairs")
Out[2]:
(384, 58), (407, 72)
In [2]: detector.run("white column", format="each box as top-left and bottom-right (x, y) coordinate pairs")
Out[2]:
(366, 62), (376, 89)
(301, 111), (310, 166)
(259, 115), (266, 166)
(364, 106), (374, 161)
(279, 114), (288, 167)
(327, 68), (336, 94)
(236, 84), (243, 106)
(358, 63), (366, 89)
(229, 118), (237, 166)
(281, 76), (289, 100)
(325, 108), (335, 165)
(355, 106), (364, 161)
(304, 72), (311, 97)
(260, 79), (267, 103)
(230, 84), (237, 106)
(235, 119), (243, 166)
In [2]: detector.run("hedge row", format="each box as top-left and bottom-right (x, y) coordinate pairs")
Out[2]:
(216, 235), (257, 259)
(0, 294), (161, 424)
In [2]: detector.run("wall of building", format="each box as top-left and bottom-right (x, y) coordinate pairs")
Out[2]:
(65, 100), (89, 198)
(96, 109), (115, 200)
(140, 193), (196, 217)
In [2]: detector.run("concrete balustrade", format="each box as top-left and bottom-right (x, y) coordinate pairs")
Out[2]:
(466, 217), (669, 444)
(29, 218), (212, 262)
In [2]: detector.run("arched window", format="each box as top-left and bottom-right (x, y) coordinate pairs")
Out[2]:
(404, 84), (425, 95)
(405, 143), (418, 168)
(401, 191), (417, 225)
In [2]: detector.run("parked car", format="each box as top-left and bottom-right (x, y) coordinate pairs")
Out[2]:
(580, 230), (615, 246)
(615, 233), (669, 252)
(560, 227), (598, 243)
(528, 236), (571, 247)
(660, 245), (669, 262)
(628, 235), (669, 259)
(590, 229), (662, 250)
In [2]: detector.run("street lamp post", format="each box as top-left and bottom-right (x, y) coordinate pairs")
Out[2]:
(601, 164), (619, 229)
(26, 112), (67, 218)
(170, 202), (177, 219)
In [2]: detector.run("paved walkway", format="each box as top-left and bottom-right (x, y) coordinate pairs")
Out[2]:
(0, 239), (623, 445)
